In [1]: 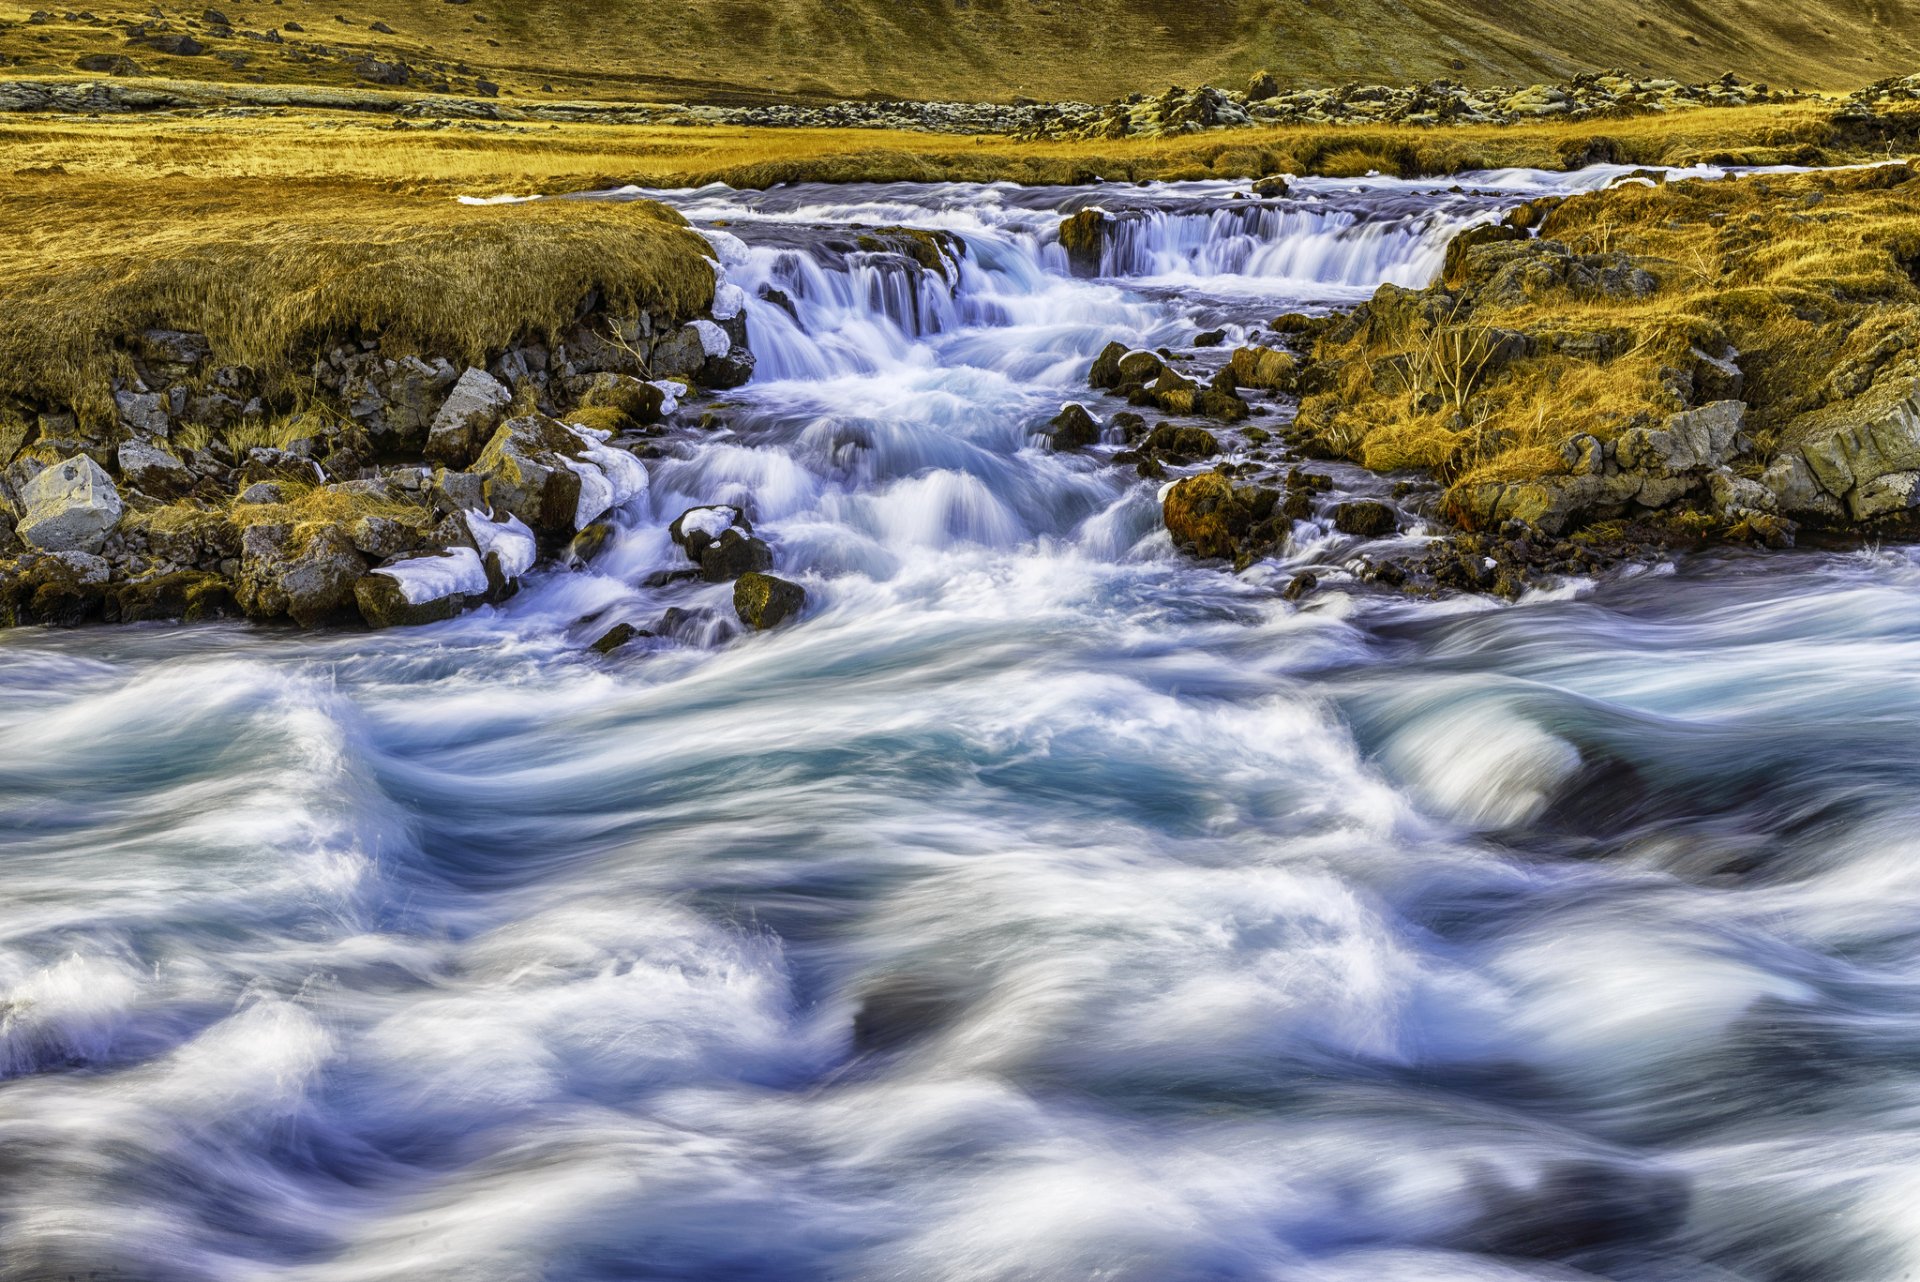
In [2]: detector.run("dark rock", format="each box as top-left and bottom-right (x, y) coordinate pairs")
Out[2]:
(1058, 208), (1107, 278)
(700, 528), (774, 583)
(734, 571), (806, 630)
(591, 621), (645, 654)
(236, 522), (367, 626)
(1333, 500), (1398, 537)
(1282, 571), (1318, 601)
(1046, 402), (1102, 450)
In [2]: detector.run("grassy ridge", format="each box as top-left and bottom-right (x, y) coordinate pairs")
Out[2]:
(0, 175), (714, 420)
(2, 0), (1918, 104)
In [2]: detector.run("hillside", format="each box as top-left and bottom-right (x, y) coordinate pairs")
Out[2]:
(1, 0), (1916, 106)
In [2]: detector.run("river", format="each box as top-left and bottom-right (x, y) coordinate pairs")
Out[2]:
(3, 167), (1917, 1282)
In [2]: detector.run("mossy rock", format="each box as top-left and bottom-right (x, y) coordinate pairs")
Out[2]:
(1058, 209), (1108, 278)
(1047, 402), (1101, 450)
(734, 571), (806, 630)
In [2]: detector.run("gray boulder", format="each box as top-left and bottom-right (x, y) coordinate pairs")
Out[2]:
(113, 389), (171, 437)
(236, 522), (368, 626)
(116, 440), (191, 493)
(425, 366), (514, 468)
(18, 456), (123, 553)
(472, 414), (588, 535)
(1773, 372), (1920, 522)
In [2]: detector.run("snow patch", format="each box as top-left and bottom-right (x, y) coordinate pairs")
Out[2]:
(648, 380), (684, 416)
(374, 547), (489, 605)
(678, 506), (737, 542)
(701, 228), (751, 269)
(690, 320), (732, 359)
(465, 511), (538, 579)
(711, 282), (748, 321)
(563, 426), (650, 529)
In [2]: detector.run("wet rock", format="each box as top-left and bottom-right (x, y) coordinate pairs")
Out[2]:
(1251, 174), (1290, 198)
(425, 366), (513, 467)
(1163, 473), (1259, 558)
(353, 549), (486, 628)
(591, 621), (646, 654)
(1333, 500), (1398, 537)
(17, 456), (122, 553)
(1282, 571), (1318, 600)
(670, 504), (751, 559)
(734, 571), (806, 630)
(1117, 349), (1166, 386)
(1046, 402), (1102, 450)
(1058, 208), (1107, 278)
(1142, 424), (1219, 458)
(0, 551), (110, 627)
(236, 522), (368, 626)
(1088, 340), (1130, 389)
(1229, 346), (1299, 391)
(108, 570), (234, 624)
(1193, 328), (1227, 348)
(566, 521), (617, 567)
(699, 528), (775, 583)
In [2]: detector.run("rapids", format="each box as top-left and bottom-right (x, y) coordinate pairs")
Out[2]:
(4, 165), (1917, 1282)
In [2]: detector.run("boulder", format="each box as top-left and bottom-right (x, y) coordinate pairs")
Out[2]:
(17, 456), (122, 553)
(425, 366), (513, 467)
(472, 414), (589, 535)
(1089, 340), (1130, 389)
(1058, 209), (1108, 278)
(670, 504), (751, 559)
(1142, 424), (1219, 457)
(354, 548), (487, 628)
(1163, 473), (1257, 558)
(1229, 346), (1299, 391)
(1117, 350), (1166, 386)
(1251, 175), (1290, 198)
(1775, 373), (1920, 522)
(699, 528), (774, 583)
(116, 440), (191, 494)
(1046, 403), (1102, 450)
(734, 571), (806, 630)
(236, 522), (368, 626)
(108, 571), (234, 624)
(113, 389), (171, 437)
(0, 551), (110, 628)
(1333, 500), (1398, 537)
(591, 621), (645, 654)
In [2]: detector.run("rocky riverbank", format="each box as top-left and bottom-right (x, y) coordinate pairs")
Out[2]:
(1068, 163), (1920, 598)
(0, 198), (820, 638)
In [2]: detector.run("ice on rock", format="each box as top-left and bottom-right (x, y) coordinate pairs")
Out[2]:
(465, 510), (538, 579)
(373, 547), (489, 605)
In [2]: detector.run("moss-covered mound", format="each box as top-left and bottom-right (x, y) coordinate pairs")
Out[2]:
(1285, 163), (1920, 539)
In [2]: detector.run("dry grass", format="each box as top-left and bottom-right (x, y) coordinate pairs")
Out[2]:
(1297, 164), (1920, 510)
(2, 0), (1916, 103)
(0, 167), (715, 423)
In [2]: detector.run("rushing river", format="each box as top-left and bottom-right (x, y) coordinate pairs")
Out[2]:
(6, 167), (1920, 1282)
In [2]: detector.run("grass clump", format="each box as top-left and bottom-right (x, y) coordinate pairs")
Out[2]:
(0, 173), (716, 426)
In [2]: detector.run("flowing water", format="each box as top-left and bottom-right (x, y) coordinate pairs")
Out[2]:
(5, 167), (1920, 1282)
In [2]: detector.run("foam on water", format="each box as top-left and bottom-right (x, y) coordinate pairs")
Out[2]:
(3, 169), (1918, 1281)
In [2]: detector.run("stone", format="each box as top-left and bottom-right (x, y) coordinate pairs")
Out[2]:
(575, 372), (670, 427)
(116, 440), (190, 493)
(17, 456), (122, 553)
(591, 622), (645, 654)
(0, 551), (110, 627)
(1851, 470), (1920, 520)
(349, 515), (423, 560)
(1142, 424), (1219, 457)
(353, 559), (476, 629)
(425, 366), (513, 467)
(237, 481), (287, 505)
(1089, 340), (1130, 389)
(1760, 453), (1847, 522)
(1229, 346), (1299, 391)
(700, 529), (774, 583)
(567, 521), (617, 567)
(1117, 350), (1166, 386)
(109, 571), (234, 624)
(236, 522), (368, 626)
(1780, 373), (1920, 522)
(1614, 401), (1744, 474)
(1163, 473), (1254, 558)
(472, 414), (589, 535)
(670, 504), (751, 560)
(1333, 500), (1398, 537)
(734, 571), (806, 630)
(1251, 175), (1290, 197)
(114, 389), (171, 437)
(1046, 403), (1102, 450)
(1058, 209), (1108, 278)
